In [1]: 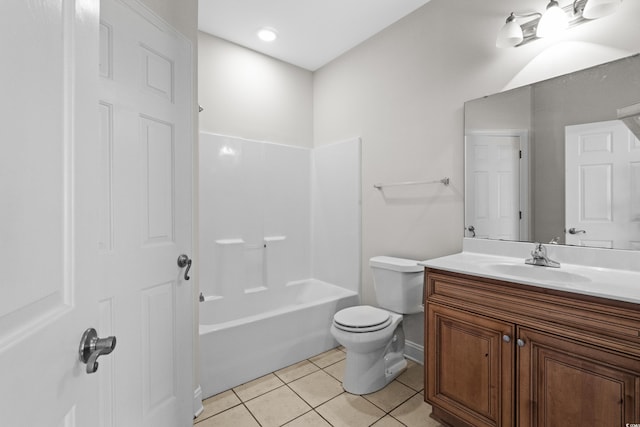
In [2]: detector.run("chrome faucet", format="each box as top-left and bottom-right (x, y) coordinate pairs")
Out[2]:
(525, 243), (560, 268)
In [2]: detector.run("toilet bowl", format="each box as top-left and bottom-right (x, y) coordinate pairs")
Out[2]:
(331, 305), (406, 394)
(330, 256), (423, 395)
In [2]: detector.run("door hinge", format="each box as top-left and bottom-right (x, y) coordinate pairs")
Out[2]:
(519, 211), (522, 220)
(519, 150), (522, 159)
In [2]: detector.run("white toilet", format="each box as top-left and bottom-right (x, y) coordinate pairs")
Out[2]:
(330, 256), (424, 395)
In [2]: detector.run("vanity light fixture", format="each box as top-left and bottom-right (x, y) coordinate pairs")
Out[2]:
(537, 0), (569, 37)
(580, 0), (622, 18)
(495, 12), (541, 48)
(257, 27), (278, 42)
(496, 0), (622, 48)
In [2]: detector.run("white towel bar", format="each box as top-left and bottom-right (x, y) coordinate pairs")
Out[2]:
(373, 177), (449, 189)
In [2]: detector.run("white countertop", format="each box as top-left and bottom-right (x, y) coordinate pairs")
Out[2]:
(420, 251), (640, 305)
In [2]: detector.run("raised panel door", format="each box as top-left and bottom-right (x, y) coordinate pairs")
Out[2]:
(427, 304), (515, 427)
(0, 0), (100, 424)
(565, 120), (640, 249)
(518, 327), (640, 427)
(98, 1), (193, 425)
(465, 131), (527, 241)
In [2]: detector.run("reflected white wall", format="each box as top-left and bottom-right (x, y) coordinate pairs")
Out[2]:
(199, 132), (360, 299)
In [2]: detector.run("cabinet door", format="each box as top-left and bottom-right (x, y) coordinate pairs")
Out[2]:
(518, 327), (640, 426)
(427, 304), (515, 427)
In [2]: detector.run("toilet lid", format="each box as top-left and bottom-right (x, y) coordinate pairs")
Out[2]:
(333, 306), (391, 333)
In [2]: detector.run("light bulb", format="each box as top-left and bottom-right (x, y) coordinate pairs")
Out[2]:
(257, 27), (278, 42)
(536, 0), (569, 38)
(496, 15), (524, 48)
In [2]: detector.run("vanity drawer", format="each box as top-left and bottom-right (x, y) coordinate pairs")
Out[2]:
(425, 268), (640, 356)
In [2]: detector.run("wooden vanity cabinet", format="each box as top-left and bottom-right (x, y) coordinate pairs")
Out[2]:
(424, 268), (640, 427)
(517, 327), (640, 426)
(427, 303), (514, 427)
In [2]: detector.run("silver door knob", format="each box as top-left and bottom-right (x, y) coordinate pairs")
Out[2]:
(517, 338), (526, 347)
(79, 328), (116, 374)
(502, 335), (511, 343)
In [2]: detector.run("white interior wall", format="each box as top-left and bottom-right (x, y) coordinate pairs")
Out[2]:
(312, 0), (640, 347)
(196, 0), (640, 352)
(140, 0), (198, 42)
(198, 32), (314, 147)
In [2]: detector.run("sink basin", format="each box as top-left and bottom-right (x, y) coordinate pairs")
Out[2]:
(487, 263), (592, 283)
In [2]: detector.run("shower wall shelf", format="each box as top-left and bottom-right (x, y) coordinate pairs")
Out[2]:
(373, 177), (450, 189)
(215, 238), (245, 245)
(214, 237), (287, 246)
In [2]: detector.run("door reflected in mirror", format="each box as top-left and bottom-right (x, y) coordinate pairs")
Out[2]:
(464, 53), (640, 250)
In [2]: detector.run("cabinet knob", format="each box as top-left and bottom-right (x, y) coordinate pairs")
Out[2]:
(517, 338), (526, 347)
(502, 335), (511, 343)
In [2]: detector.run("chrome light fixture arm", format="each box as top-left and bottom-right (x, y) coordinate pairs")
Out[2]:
(496, 0), (621, 48)
(496, 11), (542, 48)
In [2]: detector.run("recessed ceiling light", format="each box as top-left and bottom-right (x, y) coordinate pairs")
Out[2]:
(257, 27), (278, 42)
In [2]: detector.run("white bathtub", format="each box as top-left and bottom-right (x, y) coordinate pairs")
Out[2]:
(199, 279), (358, 398)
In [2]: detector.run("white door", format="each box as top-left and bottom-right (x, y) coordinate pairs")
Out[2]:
(98, 1), (194, 426)
(0, 0), (194, 425)
(465, 131), (528, 241)
(0, 0), (101, 425)
(565, 120), (640, 249)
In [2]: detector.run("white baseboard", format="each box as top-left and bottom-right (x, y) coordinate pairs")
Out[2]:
(404, 340), (424, 365)
(193, 385), (204, 419)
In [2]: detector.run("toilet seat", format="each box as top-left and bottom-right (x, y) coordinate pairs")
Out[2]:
(333, 306), (392, 333)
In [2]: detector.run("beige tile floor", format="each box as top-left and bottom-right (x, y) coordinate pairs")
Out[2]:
(194, 347), (444, 427)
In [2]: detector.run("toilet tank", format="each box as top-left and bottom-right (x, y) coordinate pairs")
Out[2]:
(369, 256), (424, 314)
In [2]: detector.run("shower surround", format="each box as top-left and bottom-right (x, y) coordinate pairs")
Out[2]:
(198, 132), (361, 397)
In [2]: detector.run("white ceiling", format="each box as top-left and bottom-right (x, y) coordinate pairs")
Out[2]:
(198, 0), (432, 71)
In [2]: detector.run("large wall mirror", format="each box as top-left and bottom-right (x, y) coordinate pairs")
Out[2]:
(464, 53), (640, 250)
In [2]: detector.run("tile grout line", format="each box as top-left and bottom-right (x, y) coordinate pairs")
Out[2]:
(279, 357), (344, 426)
(231, 386), (265, 426)
(280, 386), (419, 427)
(196, 386), (422, 426)
(241, 362), (337, 427)
(243, 400), (263, 427)
(282, 353), (346, 426)
(195, 347), (427, 427)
